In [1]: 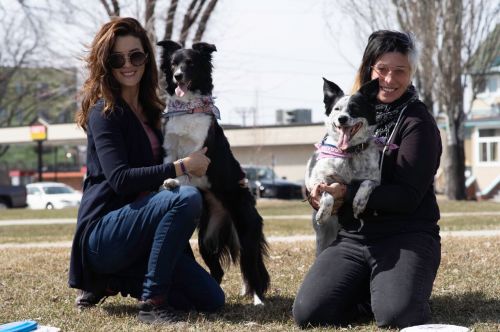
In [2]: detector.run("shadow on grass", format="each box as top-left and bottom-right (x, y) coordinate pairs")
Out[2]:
(102, 303), (139, 317)
(218, 295), (295, 324)
(431, 291), (500, 326)
(101, 295), (296, 324)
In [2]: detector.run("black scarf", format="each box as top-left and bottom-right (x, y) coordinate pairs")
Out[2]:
(374, 85), (419, 139)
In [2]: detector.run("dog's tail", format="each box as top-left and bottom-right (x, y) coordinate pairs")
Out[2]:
(198, 190), (240, 282)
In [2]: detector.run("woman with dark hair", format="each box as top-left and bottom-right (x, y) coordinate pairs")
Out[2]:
(293, 30), (442, 328)
(70, 17), (224, 324)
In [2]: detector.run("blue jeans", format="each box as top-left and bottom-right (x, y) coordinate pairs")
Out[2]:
(86, 186), (224, 312)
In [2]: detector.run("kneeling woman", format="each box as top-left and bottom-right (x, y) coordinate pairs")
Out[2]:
(69, 17), (224, 325)
(293, 30), (442, 329)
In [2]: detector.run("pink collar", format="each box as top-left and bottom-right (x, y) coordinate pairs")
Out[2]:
(315, 140), (351, 159)
(166, 96), (221, 119)
(315, 136), (396, 160)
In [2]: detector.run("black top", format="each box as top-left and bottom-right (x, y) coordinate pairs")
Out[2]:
(68, 99), (176, 290)
(340, 100), (442, 239)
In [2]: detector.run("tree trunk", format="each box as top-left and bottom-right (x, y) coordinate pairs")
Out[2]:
(144, 0), (157, 47)
(179, 0), (205, 46)
(193, 0), (218, 42)
(440, 0), (467, 200)
(444, 120), (467, 200)
(163, 0), (179, 41)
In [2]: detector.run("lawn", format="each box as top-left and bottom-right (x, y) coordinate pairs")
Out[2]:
(0, 238), (498, 331)
(0, 198), (499, 331)
(1, 198), (499, 244)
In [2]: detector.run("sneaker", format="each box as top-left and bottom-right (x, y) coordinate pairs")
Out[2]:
(137, 299), (181, 324)
(75, 289), (117, 310)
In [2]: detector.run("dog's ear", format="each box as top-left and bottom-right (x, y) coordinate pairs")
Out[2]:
(192, 42), (217, 55)
(157, 40), (182, 96)
(157, 40), (182, 55)
(323, 78), (344, 116)
(358, 78), (379, 101)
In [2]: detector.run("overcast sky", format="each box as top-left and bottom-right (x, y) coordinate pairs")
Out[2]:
(206, 0), (364, 125)
(5, 0), (378, 126)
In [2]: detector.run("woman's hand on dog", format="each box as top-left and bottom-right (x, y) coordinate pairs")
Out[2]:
(308, 182), (347, 214)
(180, 147), (211, 177)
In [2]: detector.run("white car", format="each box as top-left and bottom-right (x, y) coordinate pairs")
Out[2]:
(26, 182), (82, 210)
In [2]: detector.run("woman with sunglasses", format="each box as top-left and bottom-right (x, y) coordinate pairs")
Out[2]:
(293, 30), (442, 328)
(69, 17), (224, 324)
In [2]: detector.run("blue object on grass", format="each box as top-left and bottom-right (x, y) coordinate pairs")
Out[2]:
(0, 321), (37, 332)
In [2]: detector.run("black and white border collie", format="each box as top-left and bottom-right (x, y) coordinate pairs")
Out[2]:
(305, 78), (381, 255)
(157, 40), (270, 305)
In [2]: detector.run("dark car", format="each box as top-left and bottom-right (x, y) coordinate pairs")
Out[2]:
(242, 165), (304, 199)
(0, 184), (27, 209)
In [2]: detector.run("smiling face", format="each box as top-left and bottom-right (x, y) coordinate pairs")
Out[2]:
(110, 35), (146, 92)
(371, 52), (411, 104)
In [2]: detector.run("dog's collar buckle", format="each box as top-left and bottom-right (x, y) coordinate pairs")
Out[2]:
(345, 142), (370, 154)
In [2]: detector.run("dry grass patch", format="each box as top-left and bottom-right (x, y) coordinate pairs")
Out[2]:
(1, 237), (499, 331)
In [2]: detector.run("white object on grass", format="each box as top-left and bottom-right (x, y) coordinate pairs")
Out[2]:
(401, 324), (469, 332)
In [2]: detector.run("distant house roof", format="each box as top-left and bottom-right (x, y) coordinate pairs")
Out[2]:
(465, 116), (500, 127)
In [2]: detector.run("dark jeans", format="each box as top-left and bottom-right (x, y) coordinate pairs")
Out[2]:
(86, 186), (224, 312)
(293, 231), (441, 328)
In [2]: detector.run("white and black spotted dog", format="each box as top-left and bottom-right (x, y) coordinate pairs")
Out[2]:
(305, 78), (381, 255)
(157, 40), (269, 305)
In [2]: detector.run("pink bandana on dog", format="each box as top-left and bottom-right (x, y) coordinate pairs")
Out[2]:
(315, 136), (351, 159)
(166, 96), (221, 119)
(315, 136), (399, 160)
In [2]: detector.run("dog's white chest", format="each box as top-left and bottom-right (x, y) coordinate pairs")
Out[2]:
(163, 114), (211, 161)
(163, 113), (212, 189)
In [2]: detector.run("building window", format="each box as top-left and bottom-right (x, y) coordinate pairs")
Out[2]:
(477, 129), (500, 164)
(487, 76), (498, 93)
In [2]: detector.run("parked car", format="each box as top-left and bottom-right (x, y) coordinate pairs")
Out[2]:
(26, 182), (82, 210)
(242, 165), (304, 199)
(0, 185), (27, 209)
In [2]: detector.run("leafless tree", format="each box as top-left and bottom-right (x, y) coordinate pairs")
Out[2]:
(95, 0), (219, 47)
(332, 0), (499, 200)
(100, 0), (120, 17)
(0, 2), (45, 157)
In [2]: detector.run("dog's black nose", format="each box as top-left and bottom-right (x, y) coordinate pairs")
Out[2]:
(338, 115), (348, 125)
(174, 73), (183, 81)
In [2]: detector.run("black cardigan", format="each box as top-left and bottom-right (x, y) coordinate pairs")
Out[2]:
(340, 100), (442, 239)
(68, 99), (176, 291)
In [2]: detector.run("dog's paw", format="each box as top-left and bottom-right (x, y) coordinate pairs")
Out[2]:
(316, 192), (334, 225)
(163, 178), (180, 190)
(353, 193), (369, 219)
(353, 180), (377, 219)
(315, 204), (333, 225)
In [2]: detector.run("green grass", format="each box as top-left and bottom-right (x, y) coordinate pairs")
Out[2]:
(0, 199), (499, 330)
(0, 207), (78, 220)
(0, 198), (499, 244)
(0, 224), (76, 243)
(1, 198), (499, 220)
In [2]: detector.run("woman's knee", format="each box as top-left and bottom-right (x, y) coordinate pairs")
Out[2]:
(176, 186), (203, 218)
(374, 300), (430, 328)
(203, 286), (225, 313)
(292, 297), (343, 328)
(155, 186), (202, 220)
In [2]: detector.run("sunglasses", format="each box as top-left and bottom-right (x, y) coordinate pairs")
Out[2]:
(108, 51), (148, 69)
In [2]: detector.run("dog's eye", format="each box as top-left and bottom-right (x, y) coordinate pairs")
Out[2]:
(333, 107), (340, 111)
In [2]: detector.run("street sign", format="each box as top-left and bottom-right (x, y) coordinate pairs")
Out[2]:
(30, 124), (47, 141)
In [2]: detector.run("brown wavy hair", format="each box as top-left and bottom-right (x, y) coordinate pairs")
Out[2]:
(76, 17), (165, 130)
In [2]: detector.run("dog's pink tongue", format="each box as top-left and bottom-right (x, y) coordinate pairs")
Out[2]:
(175, 85), (187, 97)
(338, 128), (351, 150)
